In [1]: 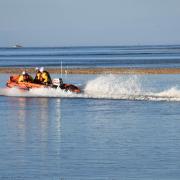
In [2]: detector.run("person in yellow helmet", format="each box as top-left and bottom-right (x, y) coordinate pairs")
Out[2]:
(39, 67), (52, 85)
(18, 71), (34, 83)
(34, 67), (42, 84)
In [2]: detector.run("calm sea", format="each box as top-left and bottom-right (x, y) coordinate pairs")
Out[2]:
(0, 46), (180, 179)
(1, 45), (180, 68)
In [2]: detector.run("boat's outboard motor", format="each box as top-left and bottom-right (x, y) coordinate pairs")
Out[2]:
(59, 78), (63, 87)
(52, 78), (64, 89)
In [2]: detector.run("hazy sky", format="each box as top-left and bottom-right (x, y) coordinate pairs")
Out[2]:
(0, 0), (180, 46)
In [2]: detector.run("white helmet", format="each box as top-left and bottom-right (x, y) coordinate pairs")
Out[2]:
(22, 71), (26, 75)
(35, 67), (39, 71)
(40, 67), (44, 72)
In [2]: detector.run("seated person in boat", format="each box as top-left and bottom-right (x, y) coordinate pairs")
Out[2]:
(34, 67), (42, 84)
(18, 71), (34, 83)
(39, 67), (52, 85)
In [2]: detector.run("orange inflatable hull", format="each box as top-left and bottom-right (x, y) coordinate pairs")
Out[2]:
(6, 75), (81, 93)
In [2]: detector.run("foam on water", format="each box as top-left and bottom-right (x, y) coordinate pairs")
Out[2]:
(0, 87), (82, 98)
(84, 75), (180, 101)
(84, 74), (142, 99)
(1, 75), (180, 101)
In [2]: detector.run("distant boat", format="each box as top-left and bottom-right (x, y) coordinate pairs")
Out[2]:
(12, 44), (23, 48)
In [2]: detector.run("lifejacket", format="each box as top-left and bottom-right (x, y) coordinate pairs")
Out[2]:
(18, 75), (24, 83)
(41, 71), (52, 84)
(34, 72), (42, 83)
(18, 74), (34, 83)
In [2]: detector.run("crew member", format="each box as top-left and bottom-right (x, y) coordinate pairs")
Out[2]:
(39, 67), (52, 85)
(18, 71), (34, 83)
(34, 67), (42, 84)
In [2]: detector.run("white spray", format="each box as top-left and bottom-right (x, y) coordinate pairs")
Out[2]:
(1, 74), (180, 101)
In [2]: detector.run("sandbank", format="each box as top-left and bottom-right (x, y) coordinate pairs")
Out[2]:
(0, 67), (180, 74)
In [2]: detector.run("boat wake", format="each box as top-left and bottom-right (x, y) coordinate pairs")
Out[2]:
(84, 75), (180, 101)
(1, 75), (180, 101)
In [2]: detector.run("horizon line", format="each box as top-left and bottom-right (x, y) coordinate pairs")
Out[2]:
(1, 44), (180, 48)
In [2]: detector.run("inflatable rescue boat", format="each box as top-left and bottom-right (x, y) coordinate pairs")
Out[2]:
(6, 75), (81, 93)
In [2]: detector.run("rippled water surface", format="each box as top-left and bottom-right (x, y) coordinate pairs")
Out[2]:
(1, 45), (180, 68)
(0, 74), (180, 179)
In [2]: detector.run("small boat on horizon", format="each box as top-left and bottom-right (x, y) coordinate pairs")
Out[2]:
(12, 44), (23, 48)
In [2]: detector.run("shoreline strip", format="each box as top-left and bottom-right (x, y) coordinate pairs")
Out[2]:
(0, 67), (180, 74)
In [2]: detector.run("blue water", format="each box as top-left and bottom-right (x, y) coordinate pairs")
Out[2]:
(1, 46), (180, 179)
(1, 45), (180, 68)
(1, 96), (180, 179)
